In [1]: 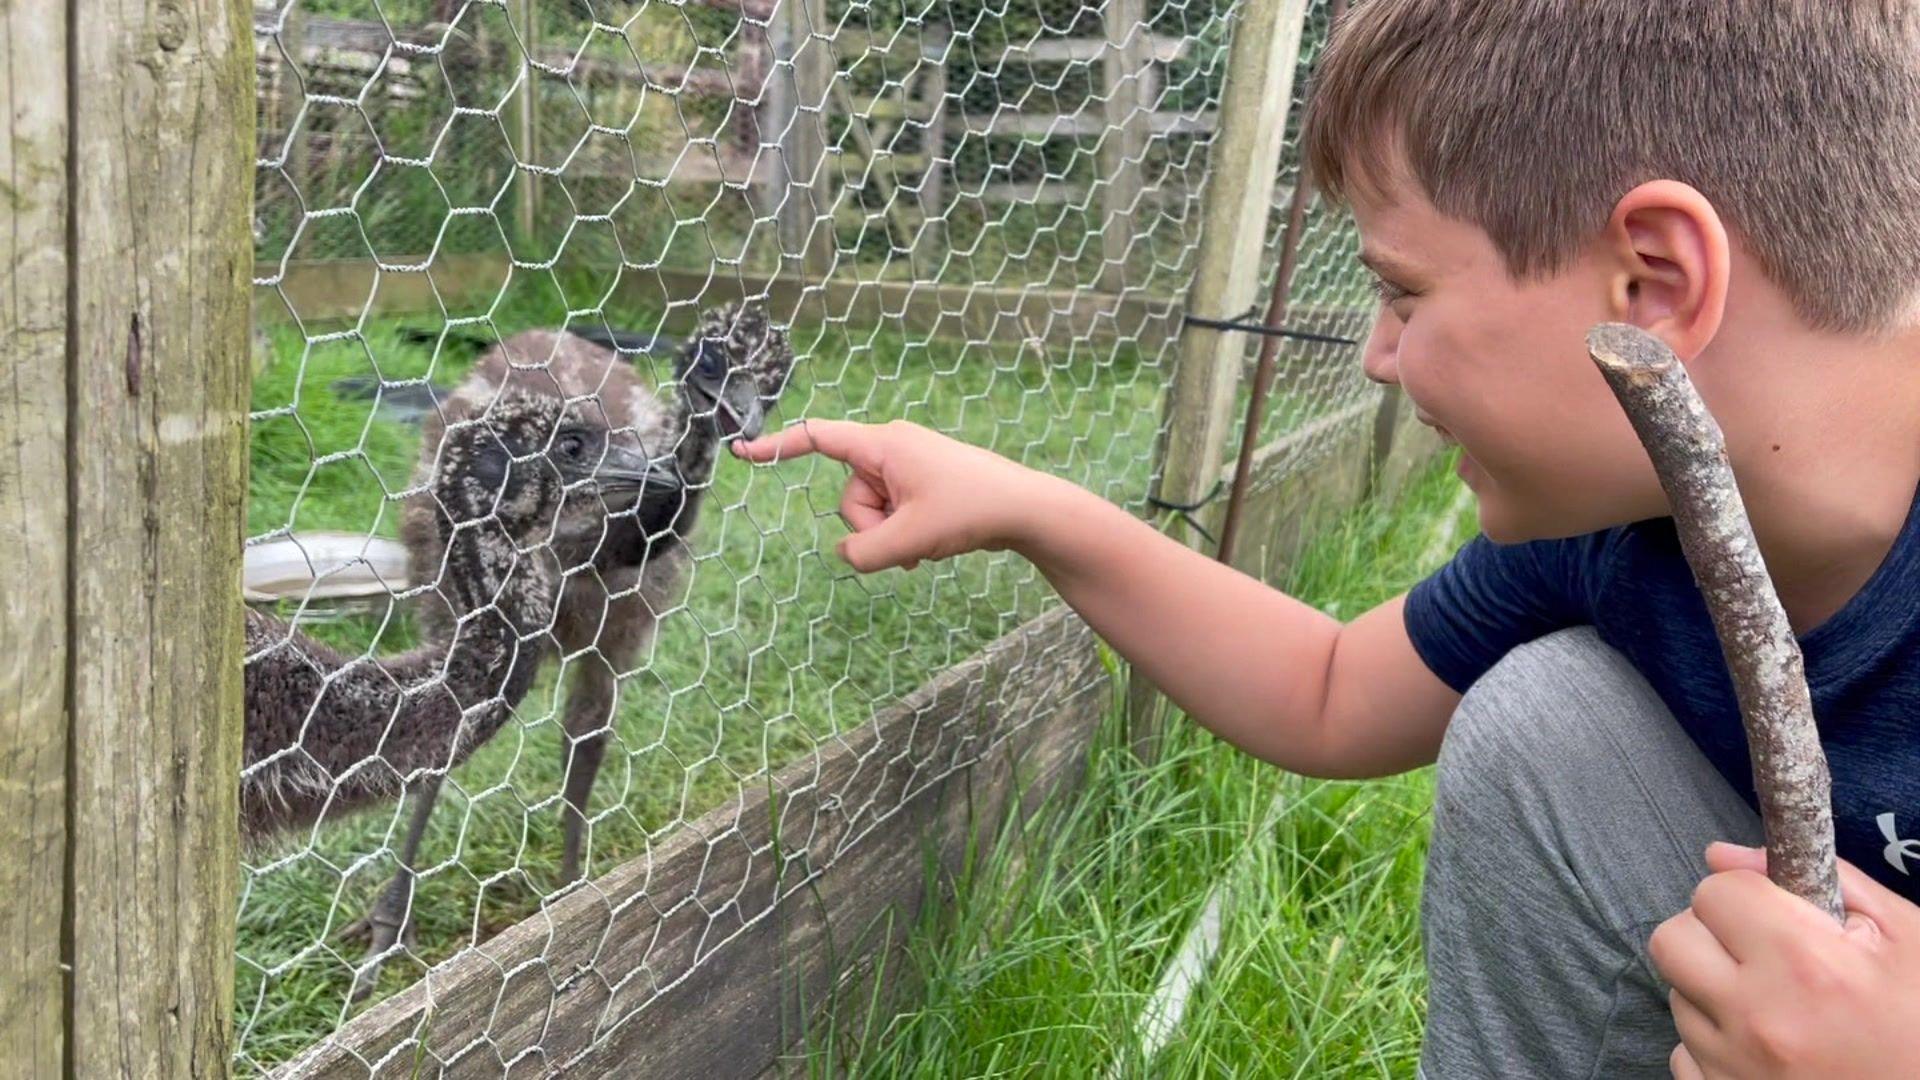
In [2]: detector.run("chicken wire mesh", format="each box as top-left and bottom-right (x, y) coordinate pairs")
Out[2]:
(239, 0), (1372, 1071)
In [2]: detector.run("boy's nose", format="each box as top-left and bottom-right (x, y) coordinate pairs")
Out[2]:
(1361, 317), (1401, 386)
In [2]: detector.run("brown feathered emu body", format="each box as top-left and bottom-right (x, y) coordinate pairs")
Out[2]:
(240, 390), (683, 838)
(342, 301), (795, 997)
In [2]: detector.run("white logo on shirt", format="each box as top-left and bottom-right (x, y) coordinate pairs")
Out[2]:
(1878, 812), (1919, 876)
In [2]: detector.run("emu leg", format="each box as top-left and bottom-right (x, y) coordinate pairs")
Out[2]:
(347, 775), (443, 1002)
(559, 659), (618, 884)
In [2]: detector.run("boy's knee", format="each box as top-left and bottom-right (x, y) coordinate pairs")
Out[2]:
(1424, 627), (1703, 1080)
(1435, 626), (1661, 815)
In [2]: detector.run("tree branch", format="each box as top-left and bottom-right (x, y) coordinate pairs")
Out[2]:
(1586, 322), (1843, 922)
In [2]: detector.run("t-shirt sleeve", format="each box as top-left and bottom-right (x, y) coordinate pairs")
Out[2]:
(1403, 533), (1600, 694)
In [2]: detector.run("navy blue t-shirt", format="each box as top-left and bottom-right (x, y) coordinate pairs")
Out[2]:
(1404, 484), (1920, 905)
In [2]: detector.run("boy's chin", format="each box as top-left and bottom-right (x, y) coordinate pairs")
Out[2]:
(1474, 489), (1561, 545)
(1477, 493), (1628, 546)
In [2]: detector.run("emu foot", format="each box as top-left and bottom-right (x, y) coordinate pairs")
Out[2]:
(341, 893), (419, 1003)
(336, 909), (418, 949)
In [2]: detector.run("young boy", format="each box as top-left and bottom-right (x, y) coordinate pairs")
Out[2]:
(739, 2), (1920, 1074)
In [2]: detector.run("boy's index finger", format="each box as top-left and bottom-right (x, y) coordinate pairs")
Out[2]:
(737, 418), (883, 471)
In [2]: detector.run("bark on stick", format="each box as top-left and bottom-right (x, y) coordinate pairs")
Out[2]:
(1586, 323), (1843, 922)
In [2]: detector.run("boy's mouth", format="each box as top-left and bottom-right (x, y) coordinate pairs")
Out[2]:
(1414, 410), (1460, 447)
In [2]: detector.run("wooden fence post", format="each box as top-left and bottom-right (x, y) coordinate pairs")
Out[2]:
(772, 0), (834, 281)
(915, 27), (950, 269)
(511, 0), (541, 245)
(1368, 382), (1405, 499)
(2, 0), (252, 1074)
(2, 5), (73, 1074)
(282, 5), (310, 189)
(1100, 0), (1152, 294)
(1129, 0), (1312, 757)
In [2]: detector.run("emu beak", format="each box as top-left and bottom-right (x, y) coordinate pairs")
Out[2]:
(591, 443), (683, 495)
(718, 383), (767, 442)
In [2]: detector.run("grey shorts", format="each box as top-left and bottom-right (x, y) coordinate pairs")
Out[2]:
(1418, 627), (1764, 1079)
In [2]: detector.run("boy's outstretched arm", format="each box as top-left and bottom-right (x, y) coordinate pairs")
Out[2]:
(736, 419), (1461, 778)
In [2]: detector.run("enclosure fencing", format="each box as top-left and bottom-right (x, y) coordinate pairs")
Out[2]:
(1, 0), (1437, 1073)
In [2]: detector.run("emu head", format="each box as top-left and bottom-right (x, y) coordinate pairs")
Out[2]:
(433, 390), (682, 546)
(674, 301), (797, 442)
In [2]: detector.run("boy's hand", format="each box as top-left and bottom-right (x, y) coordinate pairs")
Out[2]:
(1650, 841), (1920, 1078)
(732, 419), (1061, 572)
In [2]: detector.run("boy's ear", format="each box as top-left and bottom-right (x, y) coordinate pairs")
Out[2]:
(1603, 180), (1731, 359)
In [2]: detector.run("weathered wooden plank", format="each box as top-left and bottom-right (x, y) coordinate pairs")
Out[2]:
(914, 29), (951, 268)
(1203, 398), (1377, 588)
(255, 26), (760, 103)
(828, 77), (920, 253)
(254, 255), (1363, 364)
(977, 179), (1089, 205)
(509, 0), (540, 242)
(0, 0), (71, 1072)
(958, 109), (1216, 139)
(277, 606), (1108, 1077)
(251, 9), (436, 53)
(64, 0), (253, 1074)
(776, 0), (834, 279)
(1377, 388), (1450, 505)
(1101, 0), (1152, 294)
(685, 269), (1179, 357)
(739, 27), (1189, 67)
(743, 8), (786, 224)
(1002, 33), (1189, 64)
(1368, 383), (1405, 498)
(255, 254), (1185, 351)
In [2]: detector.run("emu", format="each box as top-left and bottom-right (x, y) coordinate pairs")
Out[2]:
(345, 301), (795, 997)
(240, 390), (683, 838)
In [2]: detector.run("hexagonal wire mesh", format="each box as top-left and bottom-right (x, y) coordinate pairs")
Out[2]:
(240, 0), (1372, 1070)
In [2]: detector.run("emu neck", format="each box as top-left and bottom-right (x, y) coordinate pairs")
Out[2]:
(239, 513), (555, 837)
(394, 511), (555, 722)
(675, 412), (721, 487)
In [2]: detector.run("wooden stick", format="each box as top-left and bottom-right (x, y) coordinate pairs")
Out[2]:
(1586, 323), (1843, 922)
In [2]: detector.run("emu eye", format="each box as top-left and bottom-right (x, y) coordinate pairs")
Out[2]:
(697, 340), (727, 377)
(555, 432), (585, 460)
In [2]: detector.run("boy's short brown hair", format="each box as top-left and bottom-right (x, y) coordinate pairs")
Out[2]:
(1303, 1), (1920, 332)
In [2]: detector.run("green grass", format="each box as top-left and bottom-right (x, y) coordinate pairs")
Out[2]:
(794, 455), (1475, 1078)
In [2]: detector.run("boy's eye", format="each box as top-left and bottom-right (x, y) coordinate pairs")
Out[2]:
(1368, 274), (1413, 304)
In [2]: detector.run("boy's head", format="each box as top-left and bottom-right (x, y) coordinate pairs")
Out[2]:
(1303, 1), (1920, 542)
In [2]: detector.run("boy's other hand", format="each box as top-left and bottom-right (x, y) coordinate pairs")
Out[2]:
(1650, 841), (1920, 1079)
(733, 419), (1061, 572)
